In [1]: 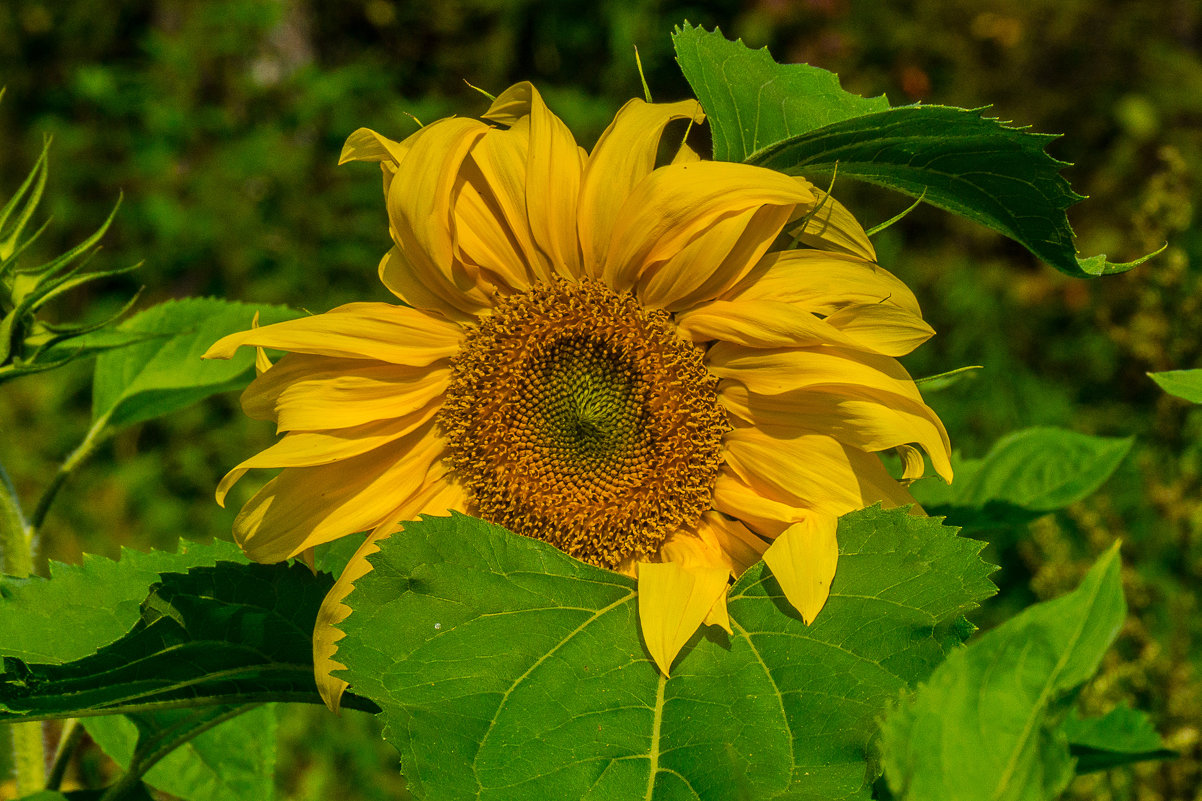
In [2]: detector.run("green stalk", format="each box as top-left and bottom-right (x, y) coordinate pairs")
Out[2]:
(0, 461), (47, 792)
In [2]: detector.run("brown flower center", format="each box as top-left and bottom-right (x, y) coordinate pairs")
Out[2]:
(439, 280), (728, 568)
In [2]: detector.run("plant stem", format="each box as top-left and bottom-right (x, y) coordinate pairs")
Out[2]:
(30, 413), (110, 538)
(46, 718), (83, 791)
(97, 706), (255, 801)
(0, 460), (46, 792)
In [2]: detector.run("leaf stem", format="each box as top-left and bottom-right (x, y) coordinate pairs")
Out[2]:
(97, 705), (254, 801)
(29, 412), (110, 543)
(45, 718), (84, 791)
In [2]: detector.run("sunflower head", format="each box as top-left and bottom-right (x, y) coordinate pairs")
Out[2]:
(204, 82), (951, 709)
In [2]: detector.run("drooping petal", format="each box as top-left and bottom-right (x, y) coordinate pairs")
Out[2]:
(482, 82), (583, 279)
(241, 353), (451, 433)
(232, 421), (448, 562)
(603, 161), (815, 296)
(723, 426), (915, 519)
(384, 117), (494, 316)
(707, 343), (926, 404)
(719, 382), (953, 482)
(313, 477), (468, 712)
(761, 513), (839, 624)
(676, 298), (860, 349)
(216, 408), (439, 507)
(578, 97), (705, 274)
(788, 189), (876, 261)
(637, 561), (731, 676)
(712, 468), (808, 538)
(637, 204), (795, 311)
(822, 303), (935, 356)
(203, 303), (464, 366)
(460, 125), (554, 285)
(339, 127), (412, 167)
(726, 249), (921, 318)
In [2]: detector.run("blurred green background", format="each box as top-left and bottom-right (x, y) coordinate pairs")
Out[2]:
(1, 0), (1200, 798)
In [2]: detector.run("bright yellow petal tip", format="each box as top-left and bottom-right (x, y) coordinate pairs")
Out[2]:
(637, 561), (730, 676)
(762, 514), (840, 625)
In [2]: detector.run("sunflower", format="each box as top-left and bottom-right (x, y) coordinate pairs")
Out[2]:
(204, 82), (952, 711)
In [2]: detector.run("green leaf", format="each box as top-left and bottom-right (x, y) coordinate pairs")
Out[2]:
(911, 427), (1133, 522)
(0, 561), (376, 721)
(1064, 704), (1176, 773)
(671, 24), (1155, 278)
(880, 544), (1126, 801)
(1149, 369), (1202, 404)
(85, 704), (276, 801)
(338, 507), (995, 801)
(672, 22), (888, 162)
(0, 539), (246, 664)
(91, 297), (298, 431)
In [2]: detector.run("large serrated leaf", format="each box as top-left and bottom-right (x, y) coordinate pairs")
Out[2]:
(0, 539), (246, 664)
(671, 23), (1155, 278)
(91, 297), (298, 430)
(0, 561), (375, 720)
(880, 544), (1127, 801)
(671, 21), (888, 162)
(338, 507), (995, 801)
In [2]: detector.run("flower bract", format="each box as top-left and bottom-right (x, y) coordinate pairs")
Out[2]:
(204, 83), (952, 710)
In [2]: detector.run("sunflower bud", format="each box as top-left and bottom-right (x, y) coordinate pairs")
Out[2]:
(0, 136), (140, 384)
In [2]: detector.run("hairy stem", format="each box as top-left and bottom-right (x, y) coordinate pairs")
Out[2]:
(46, 719), (84, 791)
(0, 461), (46, 791)
(30, 412), (110, 538)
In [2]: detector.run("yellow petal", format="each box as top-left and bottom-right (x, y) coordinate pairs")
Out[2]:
(723, 427), (915, 519)
(712, 468), (808, 538)
(204, 303), (464, 366)
(896, 444), (926, 481)
(482, 81), (537, 126)
(241, 353), (450, 432)
(676, 298), (859, 349)
(232, 421), (448, 562)
(707, 343), (926, 404)
(761, 514), (839, 625)
(459, 126), (554, 285)
(604, 161), (814, 295)
(788, 189), (876, 261)
(719, 382), (953, 482)
(823, 303), (935, 357)
(658, 512), (768, 579)
(726, 249), (921, 318)
(314, 477), (468, 712)
(578, 97), (705, 273)
(377, 247), (479, 324)
(216, 408), (438, 507)
(249, 312), (273, 375)
(637, 204), (794, 311)
(703, 592), (732, 635)
(522, 84), (584, 279)
(339, 127), (412, 166)
(384, 117), (494, 316)
(637, 561), (730, 676)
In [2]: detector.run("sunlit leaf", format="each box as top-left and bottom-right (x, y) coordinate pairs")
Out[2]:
(672, 23), (1156, 278)
(880, 545), (1126, 801)
(338, 507), (995, 801)
(1148, 369), (1202, 404)
(0, 539), (245, 664)
(0, 562), (376, 721)
(91, 297), (298, 430)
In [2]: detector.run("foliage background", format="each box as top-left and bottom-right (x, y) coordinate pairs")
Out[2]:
(0, 0), (1198, 798)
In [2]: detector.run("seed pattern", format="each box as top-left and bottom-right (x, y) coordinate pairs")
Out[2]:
(440, 280), (728, 568)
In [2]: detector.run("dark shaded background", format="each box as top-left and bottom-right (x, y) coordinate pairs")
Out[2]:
(1, 0), (1199, 797)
